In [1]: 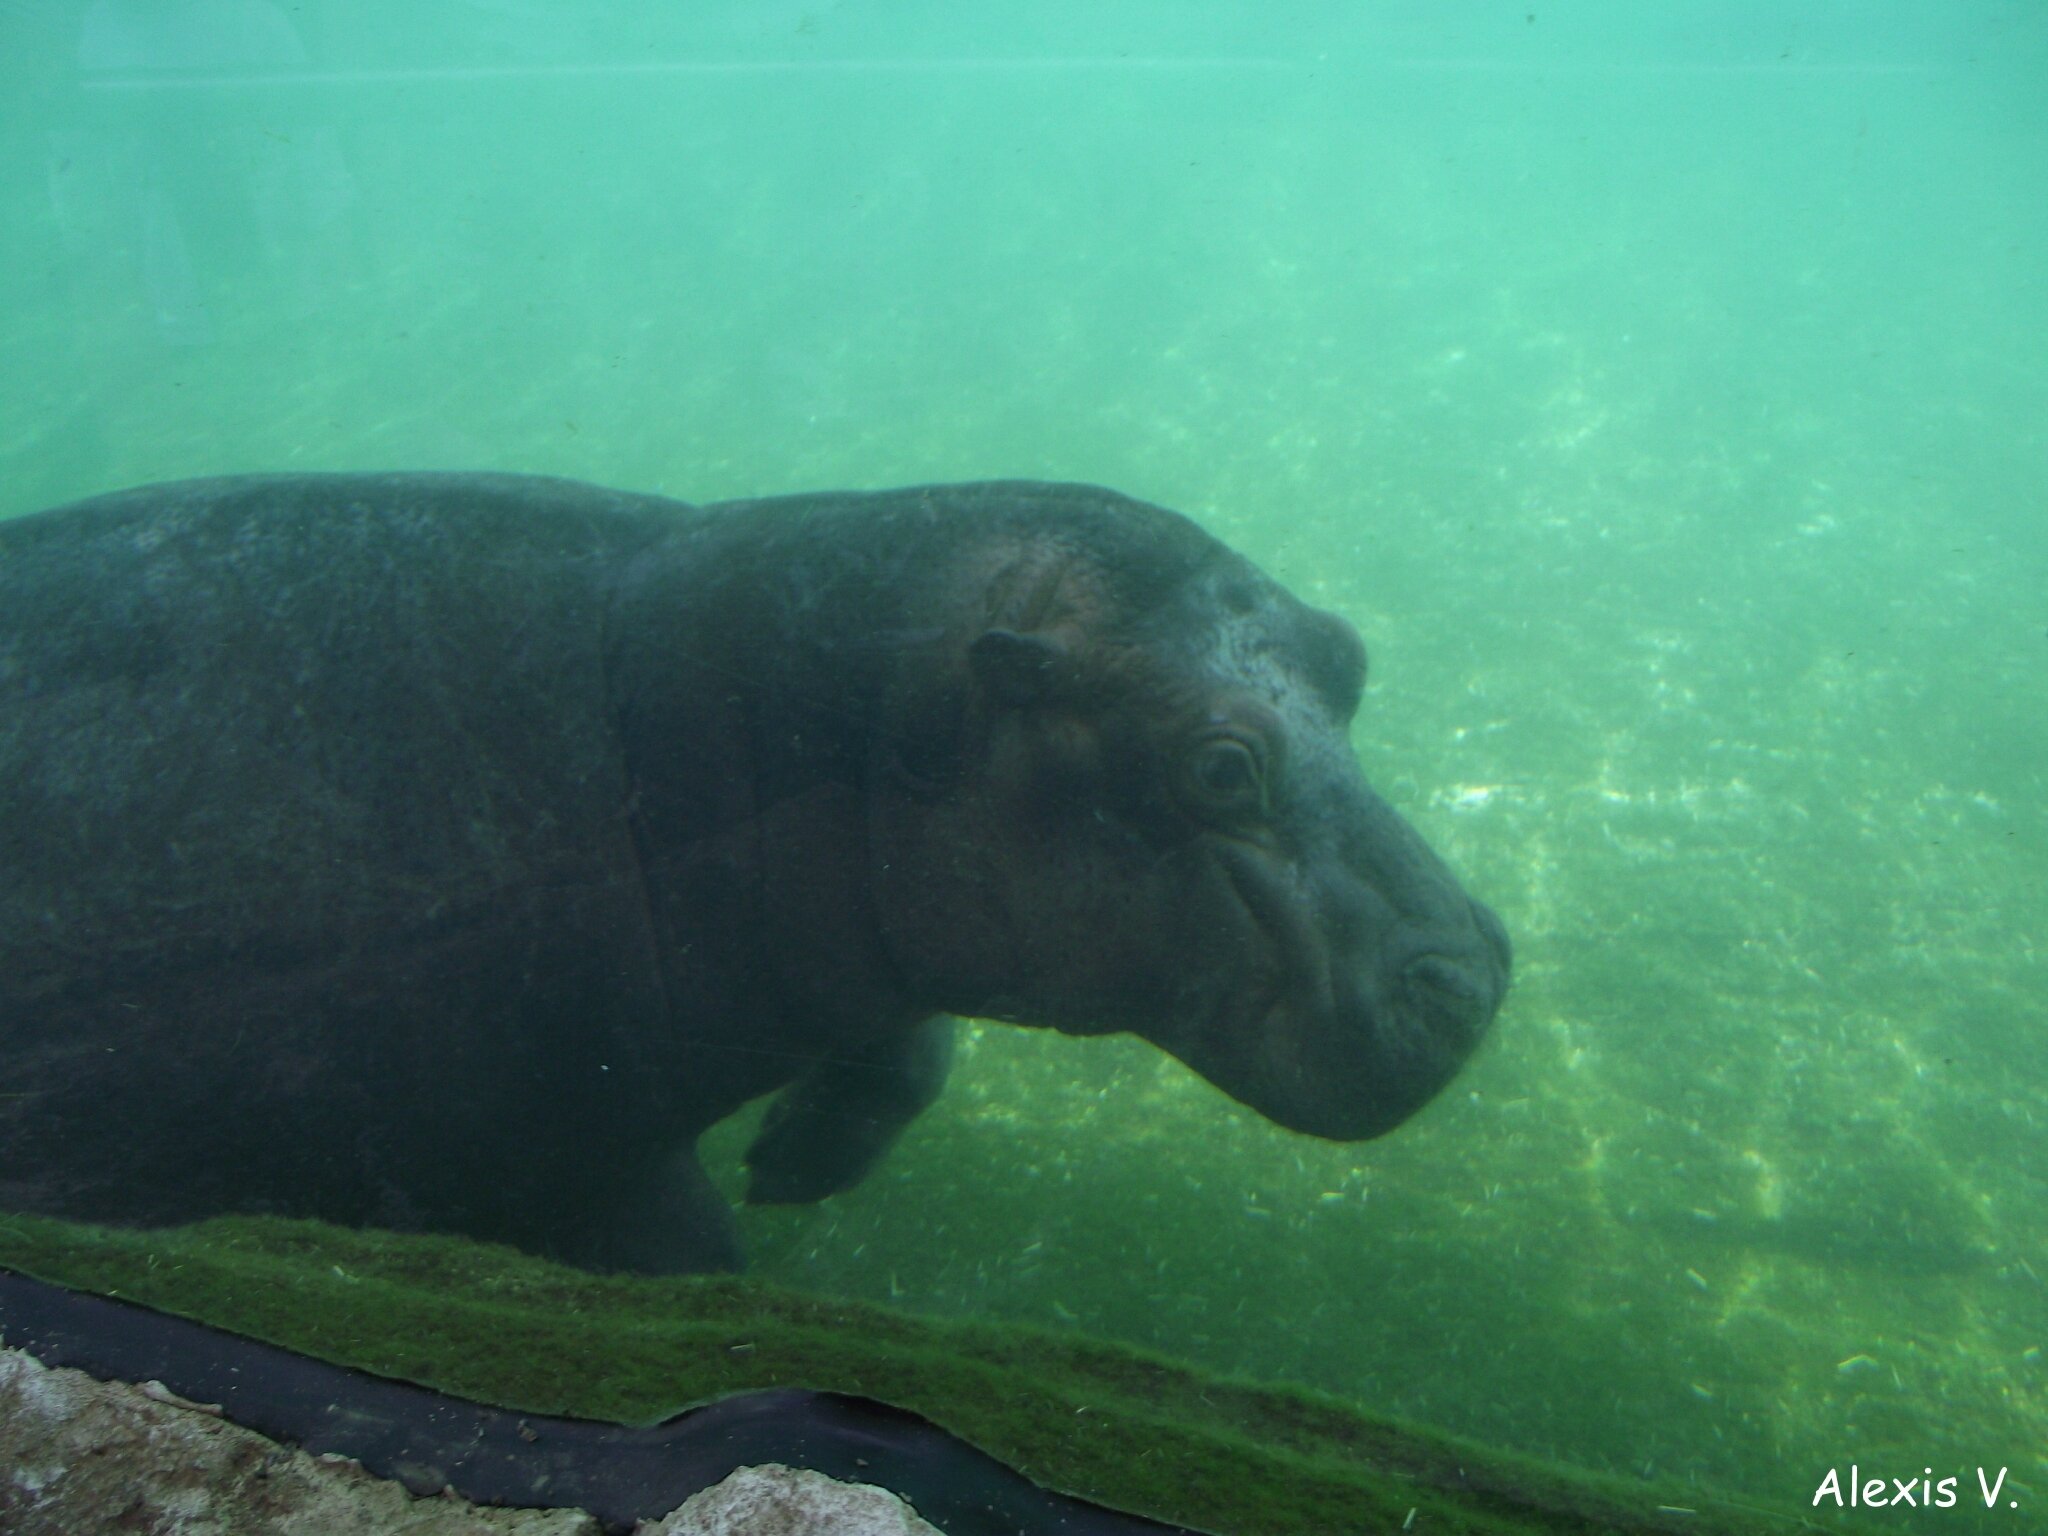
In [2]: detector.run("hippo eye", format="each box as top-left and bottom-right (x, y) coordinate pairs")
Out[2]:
(1181, 736), (1266, 819)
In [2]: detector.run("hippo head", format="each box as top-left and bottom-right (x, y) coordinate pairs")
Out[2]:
(867, 487), (1509, 1141)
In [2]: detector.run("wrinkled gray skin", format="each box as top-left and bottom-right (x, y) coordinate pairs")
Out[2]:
(0, 475), (1508, 1273)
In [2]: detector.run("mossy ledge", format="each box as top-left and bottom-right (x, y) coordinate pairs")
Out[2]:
(0, 1211), (1776, 1535)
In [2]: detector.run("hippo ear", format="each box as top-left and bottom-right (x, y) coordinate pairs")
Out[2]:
(969, 629), (1068, 708)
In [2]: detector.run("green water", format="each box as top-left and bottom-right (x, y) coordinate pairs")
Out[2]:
(3, 3), (2043, 1527)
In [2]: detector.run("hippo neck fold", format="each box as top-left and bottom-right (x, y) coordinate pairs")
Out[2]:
(597, 482), (1222, 1052)
(600, 492), (962, 1057)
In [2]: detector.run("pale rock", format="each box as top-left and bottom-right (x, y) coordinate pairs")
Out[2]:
(640, 1463), (943, 1536)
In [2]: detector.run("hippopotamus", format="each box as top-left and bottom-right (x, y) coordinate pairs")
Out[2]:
(0, 474), (1508, 1273)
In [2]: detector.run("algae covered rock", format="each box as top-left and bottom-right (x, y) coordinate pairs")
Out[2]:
(0, 1345), (600, 1535)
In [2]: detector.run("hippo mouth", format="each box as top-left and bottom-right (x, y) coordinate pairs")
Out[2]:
(1184, 839), (1507, 1141)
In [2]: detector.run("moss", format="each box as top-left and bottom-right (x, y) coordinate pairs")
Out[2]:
(0, 1211), (1763, 1535)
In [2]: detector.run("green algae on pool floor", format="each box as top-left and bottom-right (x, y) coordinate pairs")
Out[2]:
(1, 1211), (1760, 1536)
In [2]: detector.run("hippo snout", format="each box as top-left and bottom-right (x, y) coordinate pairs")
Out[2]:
(1312, 900), (1507, 1137)
(1401, 900), (1512, 1031)
(1396, 902), (1510, 1055)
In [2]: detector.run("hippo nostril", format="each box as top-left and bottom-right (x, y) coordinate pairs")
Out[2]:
(1402, 953), (1491, 1010)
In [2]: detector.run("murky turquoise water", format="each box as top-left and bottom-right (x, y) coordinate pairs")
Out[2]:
(3, 3), (2043, 1526)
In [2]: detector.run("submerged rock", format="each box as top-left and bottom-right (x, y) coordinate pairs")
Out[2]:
(0, 1346), (935, 1536)
(650, 1463), (942, 1536)
(0, 1346), (599, 1534)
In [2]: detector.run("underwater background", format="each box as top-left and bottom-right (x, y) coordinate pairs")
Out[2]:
(1, 1), (2042, 1527)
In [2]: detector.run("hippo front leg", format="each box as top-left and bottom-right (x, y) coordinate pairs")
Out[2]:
(744, 1016), (955, 1205)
